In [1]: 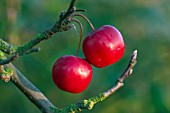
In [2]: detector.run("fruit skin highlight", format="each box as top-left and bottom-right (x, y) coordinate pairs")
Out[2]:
(52, 55), (92, 94)
(83, 25), (125, 68)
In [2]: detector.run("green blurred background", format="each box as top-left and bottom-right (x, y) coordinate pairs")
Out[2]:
(0, 0), (170, 113)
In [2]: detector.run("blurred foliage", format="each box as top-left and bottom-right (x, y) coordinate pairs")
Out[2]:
(0, 0), (170, 113)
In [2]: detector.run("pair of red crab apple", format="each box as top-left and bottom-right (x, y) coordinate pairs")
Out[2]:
(52, 25), (125, 94)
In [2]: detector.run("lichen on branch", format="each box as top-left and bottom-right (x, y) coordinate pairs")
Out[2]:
(0, 0), (138, 113)
(51, 50), (137, 113)
(0, 51), (13, 82)
(0, 0), (78, 65)
(0, 39), (17, 54)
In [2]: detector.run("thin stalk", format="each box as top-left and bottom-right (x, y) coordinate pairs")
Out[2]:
(73, 13), (95, 31)
(71, 18), (83, 56)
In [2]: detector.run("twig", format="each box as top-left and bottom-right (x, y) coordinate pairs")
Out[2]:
(0, 39), (17, 54)
(52, 50), (138, 113)
(1, 0), (138, 113)
(10, 64), (59, 113)
(68, 0), (77, 11)
(1, 50), (137, 113)
(0, 0), (78, 65)
(0, 53), (19, 65)
(103, 50), (137, 98)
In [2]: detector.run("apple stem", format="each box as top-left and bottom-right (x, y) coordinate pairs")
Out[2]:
(71, 18), (83, 56)
(73, 13), (95, 31)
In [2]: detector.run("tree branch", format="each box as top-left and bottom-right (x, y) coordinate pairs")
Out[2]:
(103, 50), (137, 98)
(1, 49), (137, 113)
(52, 50), (138, 113)
(10, 64), (59, 113)
(0, 0), (78, 65)
(68, 0), (77, 11)
(0, 0), (138, 113)
(0, 39), (17, 54)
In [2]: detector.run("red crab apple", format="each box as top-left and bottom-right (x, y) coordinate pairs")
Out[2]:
(52, 55), (92, 94)
(83, 25), (125, 68)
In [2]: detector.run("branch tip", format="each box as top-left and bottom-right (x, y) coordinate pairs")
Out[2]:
(0, 0), (138, 112)
(131, 50), (138, 60)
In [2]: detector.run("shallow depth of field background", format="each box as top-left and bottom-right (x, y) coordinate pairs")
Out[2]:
(0, 0), (170, 113)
